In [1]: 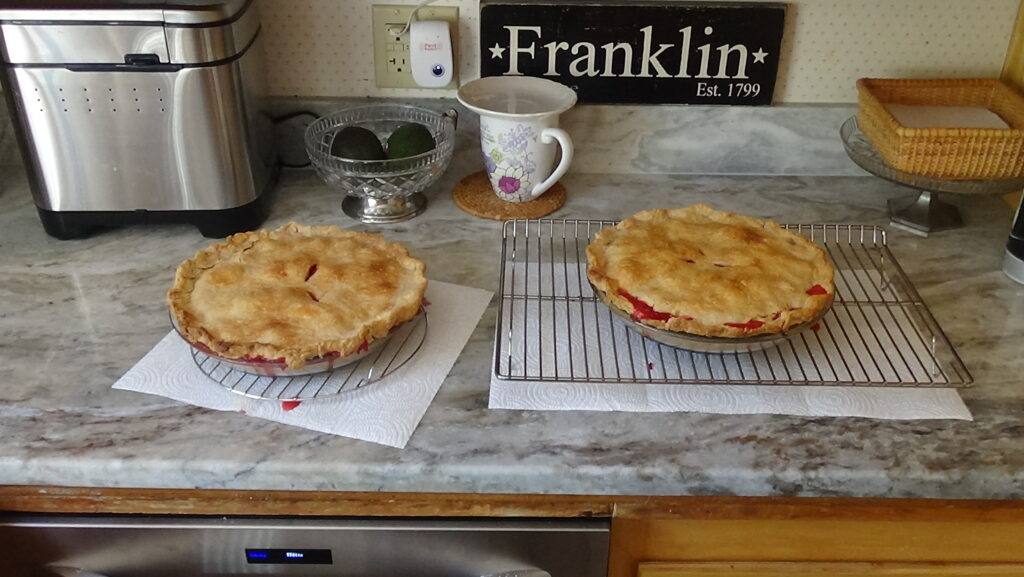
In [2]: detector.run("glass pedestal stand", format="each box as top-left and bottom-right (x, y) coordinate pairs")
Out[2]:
(840, 116), (1024, 237)
(886, 190), (962, 235)
(342, 192), (427, 224)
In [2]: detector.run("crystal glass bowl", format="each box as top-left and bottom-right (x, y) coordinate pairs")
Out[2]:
(305, 104), (458, 223)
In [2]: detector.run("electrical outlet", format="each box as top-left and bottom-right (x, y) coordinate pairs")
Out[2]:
(372, 4), (458, 89)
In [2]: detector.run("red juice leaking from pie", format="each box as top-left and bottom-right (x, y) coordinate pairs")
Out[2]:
(586, 204), (835, 339)
(167, 222), (427, 369)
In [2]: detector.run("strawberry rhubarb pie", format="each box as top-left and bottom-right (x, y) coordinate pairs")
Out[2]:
(168, 222), (427, 369)
(586, 204), (835, 338)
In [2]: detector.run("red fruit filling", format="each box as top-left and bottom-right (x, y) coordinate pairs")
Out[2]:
(307, 290), (320, 302)
(724, 319), (765, 330)
(602, 279), (824, 334)
(281, 400), (301, 411)
(238, 349), (346, 364)
(617, 290), (694, 322)
(618, 289), (672, 321)
(191, 341), (216, 355)
(305, 264), (318, 281)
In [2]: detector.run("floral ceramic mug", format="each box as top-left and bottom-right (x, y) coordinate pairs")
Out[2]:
(458, 76), (576, 203)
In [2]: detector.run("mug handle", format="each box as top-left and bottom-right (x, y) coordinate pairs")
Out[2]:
(528, 128), (573, 199)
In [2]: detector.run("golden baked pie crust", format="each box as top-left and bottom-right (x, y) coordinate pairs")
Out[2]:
(586, 204), (835, 338)
(168, 222), (427, 368)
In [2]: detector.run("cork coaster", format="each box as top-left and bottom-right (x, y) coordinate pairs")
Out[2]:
(452, 171), (566, 220)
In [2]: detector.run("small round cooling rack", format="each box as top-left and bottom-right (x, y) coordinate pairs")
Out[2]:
(187, 310), (428, 401)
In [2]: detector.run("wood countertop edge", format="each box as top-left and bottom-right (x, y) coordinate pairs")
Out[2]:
(3, 486), (1024, 522)
(0, 485), (615, 518)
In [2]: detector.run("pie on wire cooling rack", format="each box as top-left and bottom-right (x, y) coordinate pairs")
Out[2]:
(586, 204), (835, 339)
(167, 222), (427, 371)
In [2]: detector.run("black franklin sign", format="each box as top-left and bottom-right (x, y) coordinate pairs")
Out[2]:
(479, 1), (786, 105)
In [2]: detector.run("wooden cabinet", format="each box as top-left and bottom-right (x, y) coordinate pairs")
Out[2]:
(610, 498), (1024, 577)
(637, 562), (1024, 577)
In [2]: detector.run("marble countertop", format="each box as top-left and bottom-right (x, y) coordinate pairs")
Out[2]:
(2, 147), (1024, 500)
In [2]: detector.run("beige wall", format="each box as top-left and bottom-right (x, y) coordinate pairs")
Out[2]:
(260, 0), (1020, 103)
(1002, 0), (1024, 92)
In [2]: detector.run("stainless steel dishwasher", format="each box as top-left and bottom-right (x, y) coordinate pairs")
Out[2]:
(0, 515), (610, 577)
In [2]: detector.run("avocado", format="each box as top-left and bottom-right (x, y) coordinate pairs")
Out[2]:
(330, 126), (386, 160)
(386, 123), (436, 159)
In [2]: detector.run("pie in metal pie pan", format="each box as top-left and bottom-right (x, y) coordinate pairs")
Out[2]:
(167, 222), (429, 378)
(585, 204), (836, 353)
(592, 286), (829, 353)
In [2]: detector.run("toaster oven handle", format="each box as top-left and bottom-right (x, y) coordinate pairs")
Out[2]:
(62, 55), (184, 73)
(124, 53), (162, 66)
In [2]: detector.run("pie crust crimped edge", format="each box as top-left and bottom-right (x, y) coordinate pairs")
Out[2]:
(586, 204), (835, 338)
(167, 222), (427, 368)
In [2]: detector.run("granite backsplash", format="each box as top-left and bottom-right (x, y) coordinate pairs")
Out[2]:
(266, 97), (864, 177)
(0, 95), (864, 177)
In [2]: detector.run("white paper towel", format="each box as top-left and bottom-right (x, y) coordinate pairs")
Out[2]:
(489, 264), (972, 420)
(115, 280), (493, 448)
(490, 376), (971, 419)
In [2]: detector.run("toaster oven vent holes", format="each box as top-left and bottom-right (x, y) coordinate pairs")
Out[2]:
(35, 84), (170, 115)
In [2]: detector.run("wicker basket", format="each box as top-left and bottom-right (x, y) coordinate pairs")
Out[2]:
(856, 78), (1024, 180)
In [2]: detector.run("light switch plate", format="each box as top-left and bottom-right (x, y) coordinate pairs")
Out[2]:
(372, 4), (459, 89)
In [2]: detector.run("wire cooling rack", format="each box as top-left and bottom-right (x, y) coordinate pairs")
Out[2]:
(493, 219), (972, 388)
(190, 311), (428, 401)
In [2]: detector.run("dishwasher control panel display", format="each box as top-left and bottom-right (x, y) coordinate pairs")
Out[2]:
(245, 548), (333, 564)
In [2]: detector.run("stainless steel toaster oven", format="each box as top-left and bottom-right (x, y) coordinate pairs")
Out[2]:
(0, 0), (277, 239)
